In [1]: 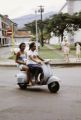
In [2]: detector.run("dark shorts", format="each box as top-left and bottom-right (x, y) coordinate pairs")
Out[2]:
(28, 64), (44, 81)
(28, 64), (43, 73)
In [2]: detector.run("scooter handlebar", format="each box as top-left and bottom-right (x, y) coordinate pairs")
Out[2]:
(44, 59), (50, 64)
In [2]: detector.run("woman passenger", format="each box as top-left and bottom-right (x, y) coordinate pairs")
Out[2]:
(15, 42), (32, 85)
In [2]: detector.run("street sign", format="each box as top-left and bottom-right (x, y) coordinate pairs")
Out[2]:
(6, 28), (12, 36)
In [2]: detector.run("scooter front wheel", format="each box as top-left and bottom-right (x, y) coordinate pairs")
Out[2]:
(18, 83), (27, 89)
(48, 81), (60, 93)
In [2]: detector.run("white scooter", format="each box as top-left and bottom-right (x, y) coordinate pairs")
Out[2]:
(16, 60), (60, 93)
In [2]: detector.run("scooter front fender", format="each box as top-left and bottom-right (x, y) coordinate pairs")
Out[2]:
(47, 75), (60, 85)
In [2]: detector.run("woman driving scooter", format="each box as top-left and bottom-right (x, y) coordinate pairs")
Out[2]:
(15, 42), (32, 85)
(27, 42), (44, 84)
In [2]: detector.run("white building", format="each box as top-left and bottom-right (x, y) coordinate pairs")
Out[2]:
(50, 0), (81, 44)
(67, 0), (81, 15)
(67, 0), (81, 42)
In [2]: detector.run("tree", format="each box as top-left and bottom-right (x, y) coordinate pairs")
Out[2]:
(45, 12), (81, 42)
(46, 13), (71, 41)
(25, 21), (37, 35)
(24, 20), (50, 44)
(24, 12), (81, 43)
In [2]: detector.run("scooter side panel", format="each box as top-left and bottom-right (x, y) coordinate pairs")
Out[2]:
(16, 71), (27, 83)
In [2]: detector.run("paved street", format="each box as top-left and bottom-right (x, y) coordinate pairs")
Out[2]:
(0, 67), (81, 120)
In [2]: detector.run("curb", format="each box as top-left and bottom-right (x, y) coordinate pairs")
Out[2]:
(0, 62), (16, 67)
(50, 62), (81, 67)
(0, 62), (81, 67)
(0, 59), (81, 67)
(0, 64), (17, 67)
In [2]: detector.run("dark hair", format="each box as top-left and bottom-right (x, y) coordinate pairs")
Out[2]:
(19, 43), (25, 49)
(29, 42), (35, 50)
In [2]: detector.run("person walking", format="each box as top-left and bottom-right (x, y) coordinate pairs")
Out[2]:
(61, 37), (70, 62)
(76, 43), (81, 61)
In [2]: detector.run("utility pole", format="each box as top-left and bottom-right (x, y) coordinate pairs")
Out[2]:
(35, 10), (38, 52)
(38, 5), (44, 46)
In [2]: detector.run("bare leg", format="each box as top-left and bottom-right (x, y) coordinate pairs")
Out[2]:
(65, 54), (69, 62)
(26, 69), (32, 85)
(67, 54), (69, 62)
(76, 54), (80, 62)
(22, 66), (32, 85)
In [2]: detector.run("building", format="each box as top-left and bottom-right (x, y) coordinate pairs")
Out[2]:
(14, 29), (33, 46)
(0, 14), (17, 47)
(59, 0), (81, 43)
(67, 0), (81, 42)
(67, 0), (81, 15)
(10, 29), (34, 54)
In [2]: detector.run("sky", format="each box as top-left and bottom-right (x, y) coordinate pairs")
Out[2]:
(0, 0), (66, 19)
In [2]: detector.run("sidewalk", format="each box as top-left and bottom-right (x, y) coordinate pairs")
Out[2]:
(0, 59), (16, 67)
(0, 58), (81, 67)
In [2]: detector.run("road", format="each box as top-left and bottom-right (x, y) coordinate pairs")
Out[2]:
(0, 67), (81, 120)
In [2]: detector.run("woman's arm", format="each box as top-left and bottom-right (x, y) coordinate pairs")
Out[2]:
(37, 55), (44, 61)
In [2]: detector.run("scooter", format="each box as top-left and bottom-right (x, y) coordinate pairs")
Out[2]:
(16, 60), (60, 93)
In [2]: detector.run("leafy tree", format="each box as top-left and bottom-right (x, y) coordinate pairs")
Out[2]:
(24, 12), (81, 43)
(25, 21), (36, 35)
(46, 13), (71, 41)
(25, 20), (48, 45)
(46, 12), (81, 42)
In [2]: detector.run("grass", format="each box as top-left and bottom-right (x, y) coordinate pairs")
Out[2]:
(39, 45), (64, 59)
(9, 44), (80, 60)
(49, 44), (62, 50)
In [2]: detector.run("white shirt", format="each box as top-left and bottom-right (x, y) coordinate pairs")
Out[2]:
(27, 50), (38, 64)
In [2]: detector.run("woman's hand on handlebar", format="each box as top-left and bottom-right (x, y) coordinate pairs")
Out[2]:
(38, 61), (42, 64)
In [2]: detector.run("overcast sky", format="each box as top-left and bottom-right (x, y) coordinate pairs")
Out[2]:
(0, 0), (66, 19)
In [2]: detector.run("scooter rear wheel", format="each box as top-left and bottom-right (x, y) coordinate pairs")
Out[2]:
(48, 81), (60, 93)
